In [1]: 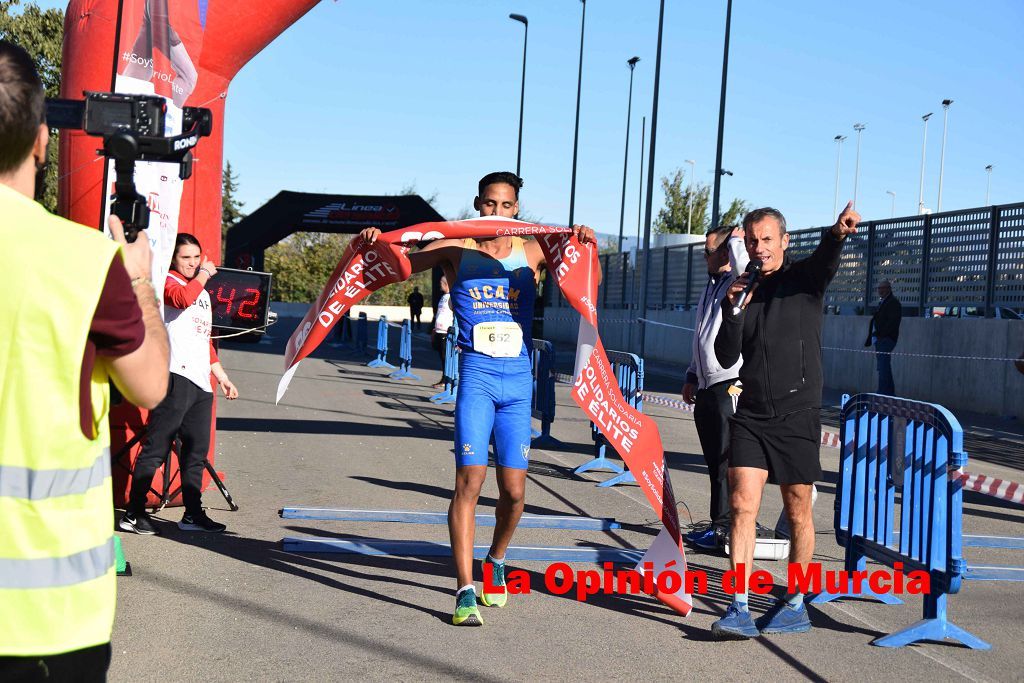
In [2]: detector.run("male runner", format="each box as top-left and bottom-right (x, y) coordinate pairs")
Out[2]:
(360, 171), (597, 626)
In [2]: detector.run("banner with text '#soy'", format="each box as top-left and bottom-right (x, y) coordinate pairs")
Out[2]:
(104, 0), (209, 309)
(277, 216), (691, 616)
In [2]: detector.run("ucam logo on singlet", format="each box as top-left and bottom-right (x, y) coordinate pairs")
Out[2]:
(278, 216), (692, 617)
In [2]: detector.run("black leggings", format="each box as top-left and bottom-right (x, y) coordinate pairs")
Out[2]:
(128, 373), (213, 516)
(693, 380), (736, 526)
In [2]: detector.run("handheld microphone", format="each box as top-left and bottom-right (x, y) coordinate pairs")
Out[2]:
(732, 259), (763, 314)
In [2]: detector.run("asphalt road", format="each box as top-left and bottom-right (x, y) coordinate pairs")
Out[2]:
(109, 331), (1024, 681)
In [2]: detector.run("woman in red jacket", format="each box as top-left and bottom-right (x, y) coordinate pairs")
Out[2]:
(119, 233), (238, 535)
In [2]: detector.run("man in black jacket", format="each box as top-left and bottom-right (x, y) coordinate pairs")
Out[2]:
(710, 202), (860, 640)
(864, 280), (901, 395)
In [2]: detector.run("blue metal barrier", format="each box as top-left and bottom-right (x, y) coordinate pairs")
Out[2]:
(809, 393), (990, 650)
(429, 323), (458, 404)
(366, 316), (396, 369)
(283, 537), (644, 563)
(280, 507), (621, 530)
(355, 312), (368, 355)
(574, 350), (643, 487)
(530, 339), (559, 446)
(388, 319), (420, 381)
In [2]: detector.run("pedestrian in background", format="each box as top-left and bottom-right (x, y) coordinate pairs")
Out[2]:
(864, 279), (901, 395)
(432, 275), (454, 388)
(408, 286), (425, 331)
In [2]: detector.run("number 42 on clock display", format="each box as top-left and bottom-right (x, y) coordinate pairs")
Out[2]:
(203, 267), (273, 333)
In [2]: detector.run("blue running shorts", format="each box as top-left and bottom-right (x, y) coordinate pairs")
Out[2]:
(454, 351), (533, 469)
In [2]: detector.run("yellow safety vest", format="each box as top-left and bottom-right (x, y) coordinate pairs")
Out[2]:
(0, 184), (121, 656)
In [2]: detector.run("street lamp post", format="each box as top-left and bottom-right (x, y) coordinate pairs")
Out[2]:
(852, 123), (866, 209)
(684, 158), (695, 234)
(833, 135), (846, 217)
(568, 0), (586, 228)
(631, 115), (645, 331)
(709, 0), (733, 232)
(918, 112), (933, 214)
(616, 56), (641, 252)
(638, 0), (665, 357)
(886, 190), (896, 218)
(936, 99), (953, 212)
(509, 13), (528, 178)
(637, 117), (645, 247)
(985, 164), (993, 205)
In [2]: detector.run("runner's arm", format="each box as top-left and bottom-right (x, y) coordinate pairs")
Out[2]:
(407, 239), (462, 274)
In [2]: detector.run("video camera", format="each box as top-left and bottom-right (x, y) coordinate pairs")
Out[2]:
(45, 92), (213, 241)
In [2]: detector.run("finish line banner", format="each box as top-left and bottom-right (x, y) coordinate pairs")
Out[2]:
(277, 216), (691, 616)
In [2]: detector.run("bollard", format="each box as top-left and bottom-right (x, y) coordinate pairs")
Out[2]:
(366, 316), (396, 369)
(332, 311), (354, 347)
(430, 324), (459, 404)
(355, 312), (368, 355)
(388, 319), (421, 381)
(530, 339), (559, 446)
(808, 393), (990, 650)
(575, 350), (643, 487)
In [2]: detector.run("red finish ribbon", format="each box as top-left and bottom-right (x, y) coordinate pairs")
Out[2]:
(278, 216), (691, 616)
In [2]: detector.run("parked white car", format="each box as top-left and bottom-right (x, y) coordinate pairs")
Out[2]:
(930, 306), (1022, 320)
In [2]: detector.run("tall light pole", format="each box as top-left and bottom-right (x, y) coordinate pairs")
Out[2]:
(637, 117), (645, 246)
(709, 0), (733, 232)
(509, 13), (528, 178)
(684, 158), (696, 234)
(985, 164), (993, 205)
(638, 0), (665, 357)
(833, 135), (846, 217)
(852, 123), (866, 209)
(886, 190), (896, 218)
(616, 56), (641, 252)
(567, 0), (586, 228)
(632, 115), (645, 321)
(918, 112), (933, 214)
(936, 99), (953, 212)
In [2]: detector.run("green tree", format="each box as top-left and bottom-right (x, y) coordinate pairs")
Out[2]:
(221, 160), (245, 256)
(720, 197), (751, 229)
(1, 0), (64, 213)
(265, 231), (434, 307)
(265, 233), (351, 303)
(654, 168), (710, 235)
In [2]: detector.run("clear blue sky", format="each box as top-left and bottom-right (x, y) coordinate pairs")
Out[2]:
(39, 0), (1024, 235)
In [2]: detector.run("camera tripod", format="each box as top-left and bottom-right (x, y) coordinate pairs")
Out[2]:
(112, 423), (238, 513)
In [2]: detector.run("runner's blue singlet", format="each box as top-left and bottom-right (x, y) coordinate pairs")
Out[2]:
(450, 238), (537, 469)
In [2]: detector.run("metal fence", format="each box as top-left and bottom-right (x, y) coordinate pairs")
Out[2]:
(554, 202), (1024, 315)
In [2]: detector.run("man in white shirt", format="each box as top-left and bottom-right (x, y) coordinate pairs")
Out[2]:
(431, 275), (454, 387)
(682, 224), (747, 548)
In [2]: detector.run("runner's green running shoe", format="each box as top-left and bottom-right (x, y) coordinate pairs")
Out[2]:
(480, 557), (508, 608)
(452, 587), (483, 626)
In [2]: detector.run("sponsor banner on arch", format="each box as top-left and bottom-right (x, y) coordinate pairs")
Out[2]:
(102, 0), (210, 300)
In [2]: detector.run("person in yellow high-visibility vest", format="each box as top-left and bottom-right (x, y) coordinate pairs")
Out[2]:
(0, 40), (170, 680)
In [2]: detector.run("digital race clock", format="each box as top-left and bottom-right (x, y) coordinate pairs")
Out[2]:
(204, 267), (273, 332)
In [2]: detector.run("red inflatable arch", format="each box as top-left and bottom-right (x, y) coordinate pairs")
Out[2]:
(59, 0), (320, 507)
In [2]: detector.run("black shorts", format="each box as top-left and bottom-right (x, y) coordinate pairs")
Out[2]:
(729, 408), (822, 485)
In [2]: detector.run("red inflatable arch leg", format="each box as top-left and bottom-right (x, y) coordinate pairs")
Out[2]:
(60, 0), (320, 508)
